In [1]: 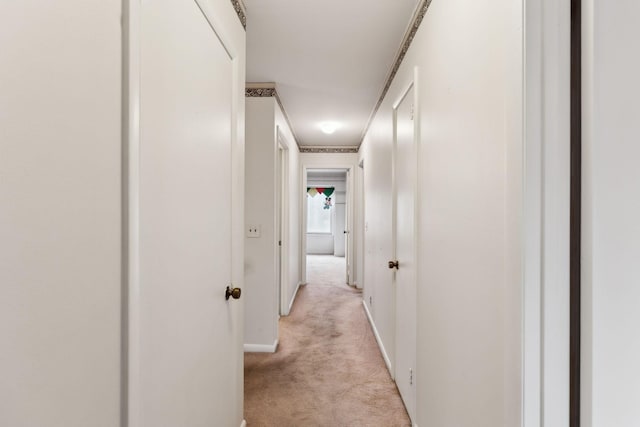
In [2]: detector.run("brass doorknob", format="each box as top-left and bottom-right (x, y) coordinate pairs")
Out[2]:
(225, 286), (241, 300)
(388, 260), (399, 270)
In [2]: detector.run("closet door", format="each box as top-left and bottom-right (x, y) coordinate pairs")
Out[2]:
(136, 0), (244, 425)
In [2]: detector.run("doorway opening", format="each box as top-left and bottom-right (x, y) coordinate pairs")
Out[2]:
(305, 168), (350, 287)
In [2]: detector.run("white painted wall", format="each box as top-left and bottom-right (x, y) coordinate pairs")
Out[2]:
(245, 96), (300, 347)
(360, 0), (524, 425)
(307, 234), (334, 255)
(245, 98), (277, 347)
(0, 1), (122, 425)
(582, 1), (640, 425)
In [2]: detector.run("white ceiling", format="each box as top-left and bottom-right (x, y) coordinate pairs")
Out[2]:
(245, 0), (420, 147)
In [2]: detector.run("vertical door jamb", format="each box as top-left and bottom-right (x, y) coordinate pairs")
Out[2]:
(570, 0), (582, 424)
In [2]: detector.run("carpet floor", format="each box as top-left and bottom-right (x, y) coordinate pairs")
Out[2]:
(244, 255), (411, 427)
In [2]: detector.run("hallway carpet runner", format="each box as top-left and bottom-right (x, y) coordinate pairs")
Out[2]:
(244, 255), (411, 426)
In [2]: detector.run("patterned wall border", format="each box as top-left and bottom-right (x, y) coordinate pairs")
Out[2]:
(359, 0), (433, 146)
(299, 146), (359, 154)
(230, 0), (247, 29)
(245, 87), (276, 97)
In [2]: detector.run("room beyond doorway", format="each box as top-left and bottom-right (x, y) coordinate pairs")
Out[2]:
(305, 168), (349, 285)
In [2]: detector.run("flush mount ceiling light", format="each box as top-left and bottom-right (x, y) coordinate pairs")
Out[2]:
(319, 121), (339, 134)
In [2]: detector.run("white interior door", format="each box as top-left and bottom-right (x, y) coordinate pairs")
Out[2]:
(138, 1), (240, 425)
(393, 85), (417, 422)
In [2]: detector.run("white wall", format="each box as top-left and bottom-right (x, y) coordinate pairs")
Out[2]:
(307, 234), (334, 255)
(582, 1), (640, 425)
(359, 0), (523, 425)
(245, 98), (277, 347)
(245, 96), (300, 347)
(0, 1), (122, 425)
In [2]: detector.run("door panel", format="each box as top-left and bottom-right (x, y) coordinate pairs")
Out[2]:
(139, 1), (235, 425)
(394, 86), (417, 422)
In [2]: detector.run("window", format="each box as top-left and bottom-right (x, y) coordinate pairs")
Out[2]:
(307, 194), (331, 233)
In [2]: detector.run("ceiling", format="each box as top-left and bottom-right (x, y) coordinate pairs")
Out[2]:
(245, 0), (420, 147)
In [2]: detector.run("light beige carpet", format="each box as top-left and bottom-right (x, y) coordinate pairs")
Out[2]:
(244, 255), (411, 427)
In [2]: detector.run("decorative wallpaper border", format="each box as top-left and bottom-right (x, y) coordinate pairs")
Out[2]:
(359, 0), (433, 146)
(245, 87), (276, 97)
(299, 146), (359, 154)
(230, 0), (247, 30)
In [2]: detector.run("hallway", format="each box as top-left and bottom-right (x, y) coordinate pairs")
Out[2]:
(4, 0), (640, 425)
(244, 255), (410, 426)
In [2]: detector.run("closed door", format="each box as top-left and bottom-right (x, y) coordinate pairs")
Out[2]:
(393, 84), (417, 422)
(138, 1), (241, 425)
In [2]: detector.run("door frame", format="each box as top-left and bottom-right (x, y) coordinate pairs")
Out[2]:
(523, 0), (572, 425)
(276, 127), (290, 316)
(300, 153), (358, 286)
(356, 158), (365, 290)
(569, 0), (582, 425)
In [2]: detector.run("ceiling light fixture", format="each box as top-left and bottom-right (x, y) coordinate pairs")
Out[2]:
(319, 121), (339, 134)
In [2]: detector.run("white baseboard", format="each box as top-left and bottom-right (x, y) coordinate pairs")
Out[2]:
(244, 339), (278, 353)
(240, 420), (246, 427)
(362, 300), (392, 375)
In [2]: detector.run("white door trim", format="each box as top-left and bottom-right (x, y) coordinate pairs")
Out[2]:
(523, 0), (571, 425)
(276, 127), (291, 315)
